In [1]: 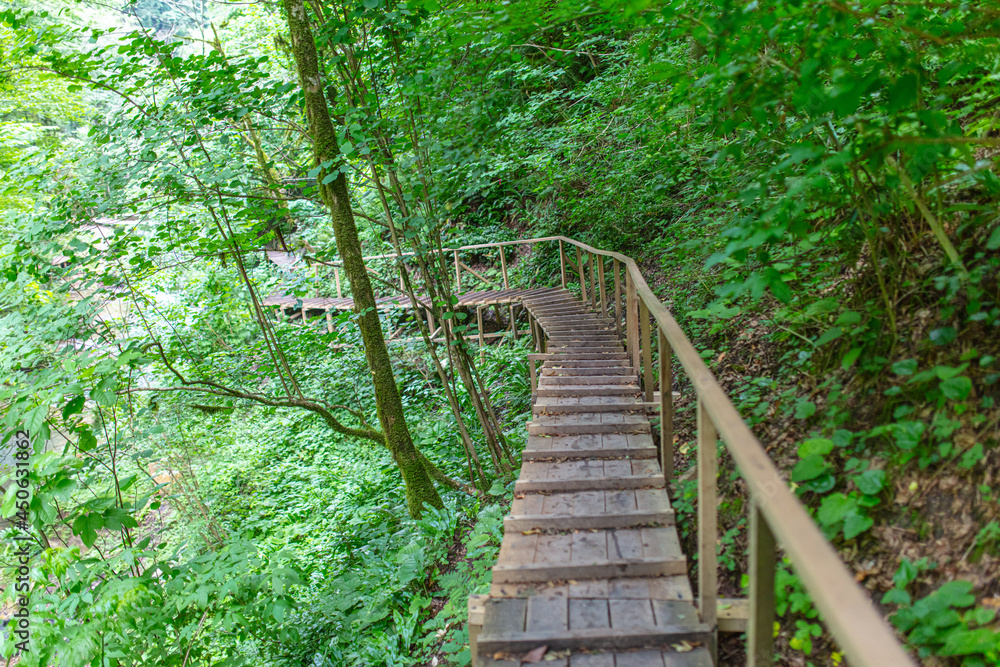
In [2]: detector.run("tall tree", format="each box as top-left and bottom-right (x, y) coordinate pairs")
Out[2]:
(281, 0), (442, 517)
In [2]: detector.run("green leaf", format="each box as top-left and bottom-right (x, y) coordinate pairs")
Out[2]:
(841, 347), (862, 370)
(794, 401), (816, 419)
(792, 455), (829, 482)
(817, 493), (854, 525)
(78, 429), (98, 452)
(930, 581), (976, 609)
(798, 438), (834, 458)
(62, 395), (85, 420)
(929, 327), (957, 345)
(986, 226), (1000, 250)
(843, 512), (873, 539)
(815, 326), (842, 346)
(940, 628), (1000, 656)
(881, 588), (911, 606)
(800, 472), (836, 494)
(939, 376), (972, 401)
(890, 421), (925, 450)
(892, 359), (918, 375)
(854, 469), (886, 495)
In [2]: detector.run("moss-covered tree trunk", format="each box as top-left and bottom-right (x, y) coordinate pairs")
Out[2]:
(282, 0), (442, 517)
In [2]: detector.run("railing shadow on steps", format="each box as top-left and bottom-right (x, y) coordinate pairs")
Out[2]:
(322, 236), (914, 666)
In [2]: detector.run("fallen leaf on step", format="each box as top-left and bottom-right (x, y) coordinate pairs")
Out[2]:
(522, 529), (542, 535)
(672, 641), (695, 652)
(521, 645), (548, 663)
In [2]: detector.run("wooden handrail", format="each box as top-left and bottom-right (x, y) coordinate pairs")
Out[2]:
(551, 236), (914, 667)
(321, 234), (913, 666)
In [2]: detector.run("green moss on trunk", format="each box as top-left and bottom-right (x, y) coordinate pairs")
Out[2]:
(282, 0), (442, 517)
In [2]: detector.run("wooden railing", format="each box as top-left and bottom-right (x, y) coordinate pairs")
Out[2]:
(336, 235), (914, 666)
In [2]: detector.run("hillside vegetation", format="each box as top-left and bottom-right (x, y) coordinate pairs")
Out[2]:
(0, 0), (998, 665)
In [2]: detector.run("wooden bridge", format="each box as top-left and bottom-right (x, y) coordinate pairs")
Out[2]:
(266, 238), (915, 666)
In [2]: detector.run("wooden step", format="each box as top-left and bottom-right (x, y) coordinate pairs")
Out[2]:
(489, 574), (693, 601)
(547, 336), (621, 343)
(540, 352), (629, 361)
(527, 414), (650, 435)
(545, 346), (629, 354)
(479, 647), (713, 667)
(536, 385), (640, 397)
(515, 459), (664, 492)
(542, 366), (634, 376)
(541, 358), (631, 367)
(492, 527), (686, 583)
(546, 340), (623, 348)
(540, 375), (636, 387)
(523, 433), (657, 458)
(538, 317), (615, 326)
(506, 489), (673, 530)
(534, 403), (657, 415)
(477, 596), (710, 654)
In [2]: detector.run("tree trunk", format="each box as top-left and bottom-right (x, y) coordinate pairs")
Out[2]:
(282, 0), (442, 517)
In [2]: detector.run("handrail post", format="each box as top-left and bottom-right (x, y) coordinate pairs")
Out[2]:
(575, 246), (587, 304)
(587, 253), (597, 311)
(640, 297), (653, 402)
(613, 258), (621, 341)
(559, 240), (567, 289)
(748, 502), (777, 667)
(626, 271), (639, 374)
(477, 306), (485, 361)
(334, 266), (342, 298)
(454, 249), (461, 291)
(657, 329), (673, 483)
(499, 247), (509, 290)
(528, 356), (537, 397)
(597, 257), (607, 317)
(697, 397), (719, 661)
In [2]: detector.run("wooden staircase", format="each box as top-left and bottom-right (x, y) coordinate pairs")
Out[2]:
(473, 290), (714, 667)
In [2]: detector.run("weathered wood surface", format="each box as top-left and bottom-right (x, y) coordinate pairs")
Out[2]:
(263, 286), (562, 314)
(476, 290), (711, 666)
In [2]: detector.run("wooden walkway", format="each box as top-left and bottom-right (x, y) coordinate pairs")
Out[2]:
(474, 289), (713, 667)
(261, 288), (556, 315)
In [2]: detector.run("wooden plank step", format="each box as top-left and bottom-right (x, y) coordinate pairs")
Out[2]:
(534, 403), (657, 415)
(515, 458), (664, 492)
(504, 509), (674, 530)
(523, 433), (657, 458)
(506, 489), (673, 530)
(541, 375), (635, 386)
(541, 327), (617, 335)
(536, 385), (641, 397)
(479, 647), (714, 667)
(546, 341), (623, 349)
(538, 317), (615, 326)
(492, 528), (686, 583)
(477, 597), (710, 654)
(545, 350), (625, 356)
(527, 414), (650, 435)
(541, 358), (631, 367)
(540, 353), (630, 361)
(542, 366), (634, 376)
(515, 476), (665, 492)
(489, 574), (693, 601)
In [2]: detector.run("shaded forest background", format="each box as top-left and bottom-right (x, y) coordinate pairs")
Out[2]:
(0, 0), (999, 665)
